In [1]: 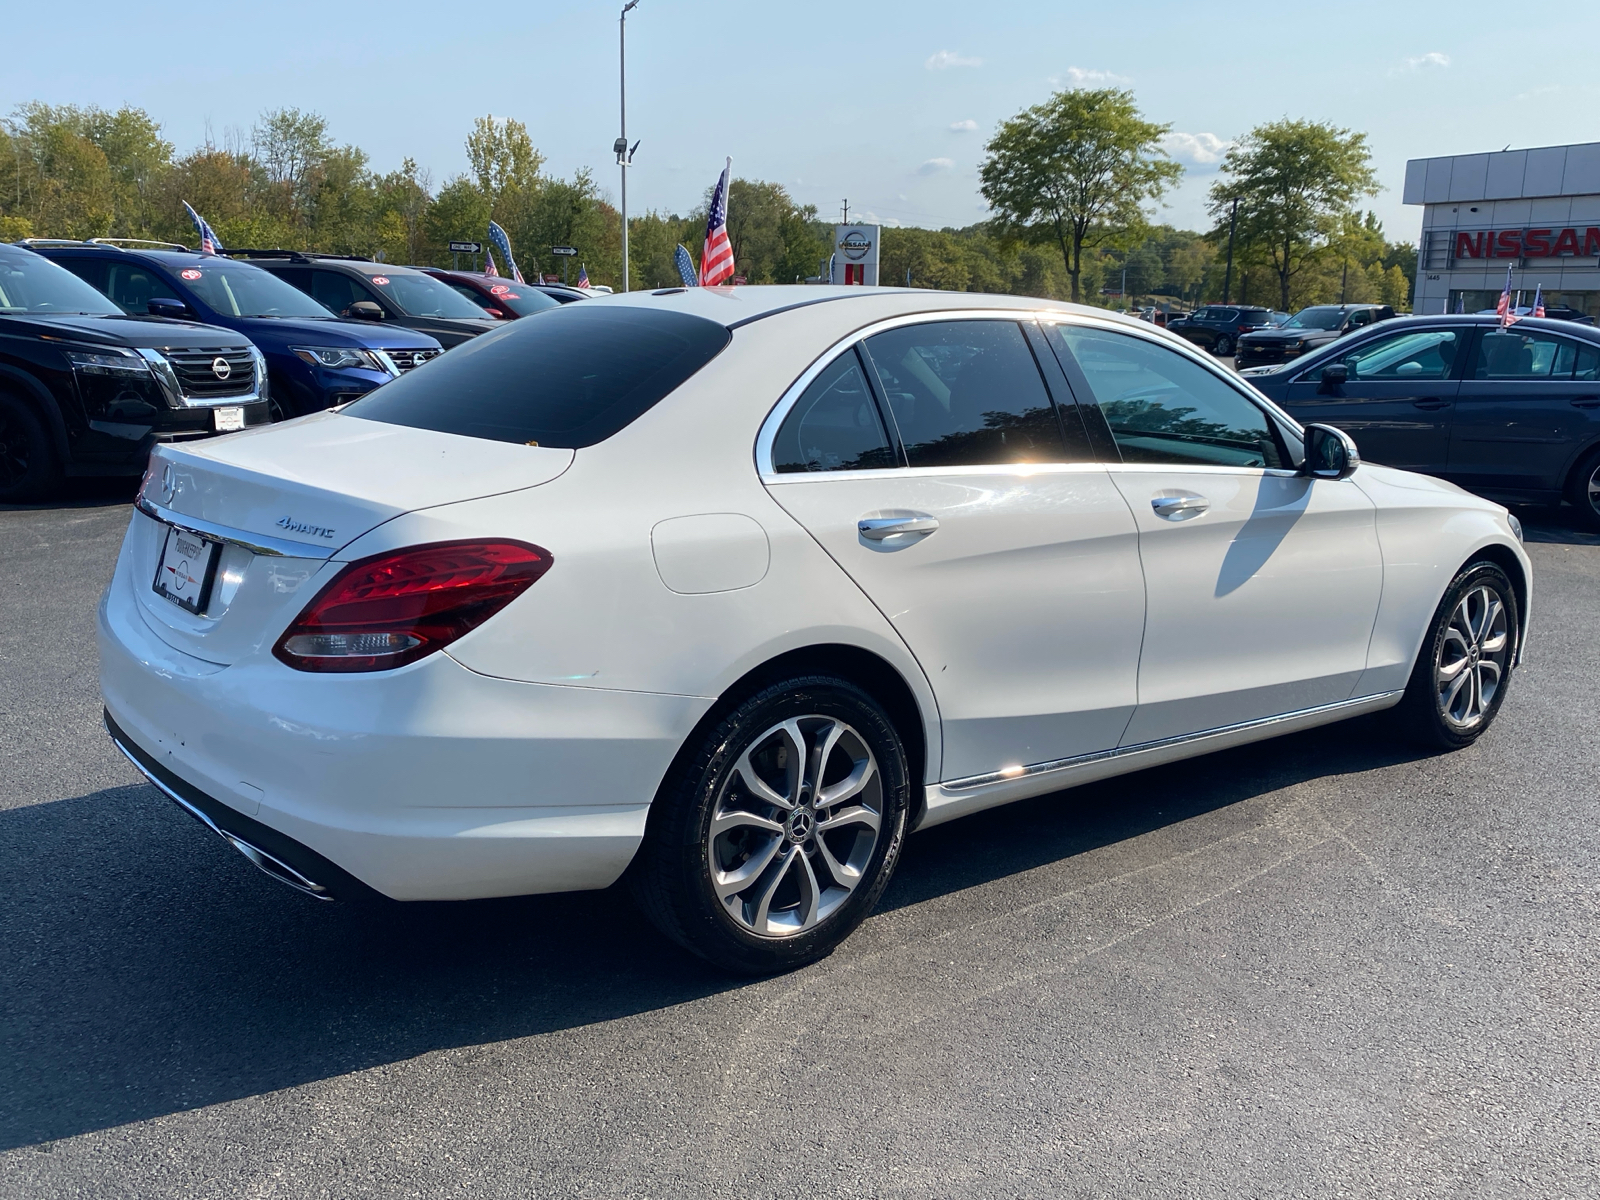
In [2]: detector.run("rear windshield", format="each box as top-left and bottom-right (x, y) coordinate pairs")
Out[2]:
(344, 303), (731, 447)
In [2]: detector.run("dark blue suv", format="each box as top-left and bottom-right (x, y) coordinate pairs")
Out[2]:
(28, 242), (443, 418)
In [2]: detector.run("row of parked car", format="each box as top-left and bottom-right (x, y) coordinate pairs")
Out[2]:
(0, 239), (591, 501)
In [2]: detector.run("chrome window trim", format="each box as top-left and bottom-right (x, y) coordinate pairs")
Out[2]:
(135, 498), (337, 560)
(754, 306), (1315, 482)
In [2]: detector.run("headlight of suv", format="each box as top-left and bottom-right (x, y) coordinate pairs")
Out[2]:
(292, 346), (399, 377)
(66, 349), (175, 415)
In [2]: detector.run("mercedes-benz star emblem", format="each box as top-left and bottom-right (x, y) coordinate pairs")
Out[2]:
(159, 463), (176, 504)
(211, 356), (231, 380)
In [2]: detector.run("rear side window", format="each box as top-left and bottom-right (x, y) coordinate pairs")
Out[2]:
(772, 348), (898, 473)
(346, 304), (731, 448)
(862, 320), (1068, 468)
(1241, 311), (1271, 326)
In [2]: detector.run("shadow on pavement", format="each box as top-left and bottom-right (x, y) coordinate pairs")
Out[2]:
(0, 713), (1427, 1150)
(1507, 502), (1600, 547)
(0, 477), (137, 514)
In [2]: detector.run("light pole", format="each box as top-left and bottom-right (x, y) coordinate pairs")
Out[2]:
(617, 0), (640, 292)
(1222, 196), (1238, 304)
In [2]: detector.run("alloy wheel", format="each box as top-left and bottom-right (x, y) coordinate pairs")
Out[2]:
(1587, 461), (1600, 518)
(1435, 584), (1510, 730)
(708, 715), (883, 938)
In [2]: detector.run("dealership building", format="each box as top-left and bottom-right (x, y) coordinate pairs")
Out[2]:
(1407, 140), (1600, 318)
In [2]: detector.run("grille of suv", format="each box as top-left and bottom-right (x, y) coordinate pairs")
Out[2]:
(166, 348), (257, 398)
(389, 348), (443, 373)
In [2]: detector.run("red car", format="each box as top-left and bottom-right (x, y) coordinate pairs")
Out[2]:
(418, 269), (579, 319)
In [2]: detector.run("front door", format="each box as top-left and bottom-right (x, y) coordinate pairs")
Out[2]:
(1280, 326), (1467, 473)
(1449, 326), (1600, 497)
(762, 318), (1147, 782)
(1046, 321), (1384, 746)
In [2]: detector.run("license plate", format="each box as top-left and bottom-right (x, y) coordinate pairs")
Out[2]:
(153, 524), (220, 614)
(214, 407), (245, 432)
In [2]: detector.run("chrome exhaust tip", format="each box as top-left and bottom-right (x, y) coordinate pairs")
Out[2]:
(106, 715), (334, 901)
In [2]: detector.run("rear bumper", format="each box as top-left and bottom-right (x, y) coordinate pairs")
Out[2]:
(98, 561), (712, 901)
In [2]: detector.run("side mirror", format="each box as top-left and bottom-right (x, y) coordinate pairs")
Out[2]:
(484, 307), (507, 319)
(1302, 422), (1360, 480)
(345, 300), (385, 320)
(1317, 362), (1348, 394)
(146, 297), (190, 319)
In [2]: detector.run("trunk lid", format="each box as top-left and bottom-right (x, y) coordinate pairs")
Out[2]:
(132, 411), (573, 665)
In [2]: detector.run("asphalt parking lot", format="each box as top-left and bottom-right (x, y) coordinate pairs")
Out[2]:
(2, 486), (1597, 1199)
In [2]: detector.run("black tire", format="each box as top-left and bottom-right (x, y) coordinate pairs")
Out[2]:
(0, 392), (60, 504)
(1214, 334), (1235, 357)
(1566, 445), (1600, 533)
(629, 675), (911, 975)
(1392, 561), (1518, 751)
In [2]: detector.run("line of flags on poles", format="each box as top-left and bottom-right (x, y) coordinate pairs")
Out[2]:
(184, 158), (742, 289)
(1492, 265), (1545, 327)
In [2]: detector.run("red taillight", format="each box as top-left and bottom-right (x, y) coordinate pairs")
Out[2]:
(1238, 323), (1253, 333)
(273, 539), (552, 673)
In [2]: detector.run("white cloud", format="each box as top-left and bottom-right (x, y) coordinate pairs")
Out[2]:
(1391, 51), (1450, 76)
(918, 157), (955, 175)
(1052, 65), (1132, 88)
(1161, 132), (1234, 166)
(926, 50), (982, 70)
(949, 119), (979, 132)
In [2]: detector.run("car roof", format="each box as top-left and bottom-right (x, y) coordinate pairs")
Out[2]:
(593, 284), (1109, 330)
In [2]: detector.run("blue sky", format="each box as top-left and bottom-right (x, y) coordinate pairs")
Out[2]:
(9, 1), (1600, 245)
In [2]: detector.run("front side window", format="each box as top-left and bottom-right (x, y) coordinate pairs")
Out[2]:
(104, 264), (180, 312)
(1474, 329), (1581, 379)
(346, 303), (730, 448)
(1333, 329), (1461, 380)
(1051, 324), (1285, 469)
(310, 270), (371, 315)
(862, 320), (1067, 468)
(772, 348), (897, 473)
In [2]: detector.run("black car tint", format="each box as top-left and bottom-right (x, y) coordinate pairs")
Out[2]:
(344, 304), (731, 448)
(772, 347), (898, 473)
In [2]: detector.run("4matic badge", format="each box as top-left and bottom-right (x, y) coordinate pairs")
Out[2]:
(277, 516), (337, 539)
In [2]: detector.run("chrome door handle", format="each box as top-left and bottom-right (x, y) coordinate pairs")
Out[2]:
(858, 515), (939, 540)
(1151, 494), (1210, 520)
(1412, 398), (1451, 410)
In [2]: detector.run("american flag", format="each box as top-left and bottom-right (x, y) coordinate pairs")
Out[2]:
(1531, 285), (1545, 318)
(487, 221), (524, 284)
(1496, 266), (1516, 326)
(699, 158), (734, 286)
(576, 264), (591, 289)
(484, 246), (499, 278)
(182, 201), (222, 255)
(674, 244), (700, 287)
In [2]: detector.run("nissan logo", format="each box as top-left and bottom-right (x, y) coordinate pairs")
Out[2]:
(839, 231), (873, 261)
(211, 356), (232, 380)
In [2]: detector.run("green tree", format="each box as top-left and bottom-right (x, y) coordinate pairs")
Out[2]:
(979, 88), (1182, 303)
(1208, 119), (1379, 312)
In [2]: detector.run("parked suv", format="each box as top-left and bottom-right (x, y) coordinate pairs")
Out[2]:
(1235, 303), (1395, 368)
(1166, 304), (1276, 356)
(0, 243), (268, 501)
(233, 253), (500, 349)
(30, 242), (443, 419)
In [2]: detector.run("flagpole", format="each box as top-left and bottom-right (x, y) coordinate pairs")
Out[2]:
(618, 1), (640, 293)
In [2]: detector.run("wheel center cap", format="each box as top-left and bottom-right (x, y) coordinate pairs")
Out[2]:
(787, 810), (814, 842)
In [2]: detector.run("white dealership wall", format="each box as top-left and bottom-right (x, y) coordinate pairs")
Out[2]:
(1406, 141), (1600, 318)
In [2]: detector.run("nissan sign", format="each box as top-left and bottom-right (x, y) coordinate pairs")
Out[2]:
(1451, 226), (1600, 261)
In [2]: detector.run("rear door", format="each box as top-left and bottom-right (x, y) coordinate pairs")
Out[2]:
(762, 317), (1146, 782)
(1046, 321), (1383, 744)
(1280, 325), (1467, 473)
(1448, 327), (1600, 497)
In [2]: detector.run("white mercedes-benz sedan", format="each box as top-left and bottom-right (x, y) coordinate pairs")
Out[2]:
(102, 286), (1531, 973)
